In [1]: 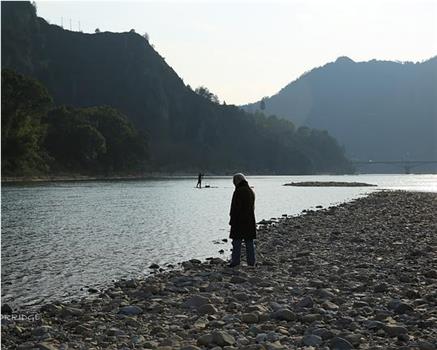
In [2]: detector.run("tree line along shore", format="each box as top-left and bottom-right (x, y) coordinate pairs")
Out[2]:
(1, 190), (436, 350)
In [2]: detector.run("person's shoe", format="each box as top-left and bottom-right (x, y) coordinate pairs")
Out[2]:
(228, 263), (239, 268)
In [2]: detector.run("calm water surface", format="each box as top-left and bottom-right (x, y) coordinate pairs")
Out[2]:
(2, 174), (436, 308)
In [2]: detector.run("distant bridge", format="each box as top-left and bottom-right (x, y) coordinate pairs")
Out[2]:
(352, 160), (437, 174)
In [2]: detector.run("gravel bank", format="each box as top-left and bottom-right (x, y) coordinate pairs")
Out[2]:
(283, 182), (376, 187)
(1, 191), (436, 350)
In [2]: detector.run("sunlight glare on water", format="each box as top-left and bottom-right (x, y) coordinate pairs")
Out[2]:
(1, 174), (436, 308)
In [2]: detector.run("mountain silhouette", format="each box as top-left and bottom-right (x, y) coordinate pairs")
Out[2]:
(244, 56), (437, 163)
(1, 1), (353, 175)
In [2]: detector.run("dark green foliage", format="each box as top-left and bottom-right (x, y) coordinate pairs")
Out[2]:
(1, 69), (149, 176)
(294, 127), (351, 173)
(43, 106), (105, 170)
(1, 69), (52, 175)
(81, 106), (149, 172)
(195, 86), (219, 104)
(2, 1), (353, 175)
(260, 98), (266, 111)
(43, 105), (149, 174)
(1, 2), (40, 75)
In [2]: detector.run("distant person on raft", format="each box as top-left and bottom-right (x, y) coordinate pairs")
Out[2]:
(229, 173), (256, 267)
(196, 173), (204, 188)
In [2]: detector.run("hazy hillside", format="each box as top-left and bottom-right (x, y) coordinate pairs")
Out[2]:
(244, 56), (437, 163)
(1, 2), (353, 175)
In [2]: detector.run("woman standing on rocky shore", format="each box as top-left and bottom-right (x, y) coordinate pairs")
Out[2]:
(229, 173), (257, 267)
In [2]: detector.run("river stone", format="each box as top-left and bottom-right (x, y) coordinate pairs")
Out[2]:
(36, 342), (59, 350)
(418, 341), (436, 350)
(365, 320), (385, 330)
(144, 341), (159, 348)
(230, 276), (247, 284)
(1, 304), (13, 314)
(74, 324), (93, 336)
(374, 282), (389, 293)
(312, 327), (334, 340)
(322, 300), (339, 311)
(173, 276), (197, 287)
(212, 331), (235, 346)
(301, 313), (322, 323)
(388, 298), (402, 309)
(180, 346), (202, 350)
(107, 327), (126, 337)
(39, 303), (61, 317)
(317, 288), (336, 300)
(197, 334), (214, 346)
(256, 333), (267, 343)
(265, 341), (286, 350)
(118, 305), (143, 316)
(247, 304), (268, 313)
(62, 306), (84, 317)
(242, 313), (259, 323)
(248, 324), (263, 335)
(32, 326), (53, 337)
(267, 332), (280, 342)
(303, 334), (323, 346)
(271, 308), (296, 321)
(184, 295), (210, 309)
(198, 304), (218, 315)
(194, 319), (207, 329)
(237, 336), (250, 346)
(394, 302), (414, 314)
(223, 314), (238, 324)
(344, 333), (363, 346)
(404, 289), (421, 299)
(296, 296), (314, 308)
(375, 310), (392, 320)
(309, 278), (324, 287)
(208, 272), (224, 282)
(353, 300), (369, 308)
(235, 292), (250, 301)
(383, 325), (408, 337)
(329, 337), (354, 350)
(143, 283), (162, 294)
(160, 338), (181, 347)
(423, 269), (437, 278)
(124, 279), (138, 288)
(208, 257), (225, 265)
(150, 326), (165, 335)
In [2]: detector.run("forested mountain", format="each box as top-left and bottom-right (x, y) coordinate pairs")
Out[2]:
(244, 56), (437, 163)
(1, 1), (353, 175)
(2, 69), (149, 175)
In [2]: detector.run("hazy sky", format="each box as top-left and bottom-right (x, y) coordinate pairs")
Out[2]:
(36, 0), (437, 105)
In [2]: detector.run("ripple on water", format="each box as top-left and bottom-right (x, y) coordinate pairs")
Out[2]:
(2, 174), (436, 308)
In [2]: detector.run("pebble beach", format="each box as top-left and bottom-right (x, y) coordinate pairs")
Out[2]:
(1, 190), (436, 350)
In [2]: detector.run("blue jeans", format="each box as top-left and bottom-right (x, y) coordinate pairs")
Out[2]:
(231, 239), (256, 266)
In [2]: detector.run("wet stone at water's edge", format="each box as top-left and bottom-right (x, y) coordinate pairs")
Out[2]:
(1, 191), (437, 350)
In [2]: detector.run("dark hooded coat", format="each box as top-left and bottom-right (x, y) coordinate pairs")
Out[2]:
(229, 180), (256, 239)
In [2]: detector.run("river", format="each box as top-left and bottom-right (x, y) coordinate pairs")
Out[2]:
(1, 174), (436, 308)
